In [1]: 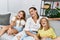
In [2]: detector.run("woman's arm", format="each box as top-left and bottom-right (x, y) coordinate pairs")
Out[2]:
(25, 31), (36, 37)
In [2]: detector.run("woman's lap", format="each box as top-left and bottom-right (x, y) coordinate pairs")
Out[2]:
(12, 31), (35, 40)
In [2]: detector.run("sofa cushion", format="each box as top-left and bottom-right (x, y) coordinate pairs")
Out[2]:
(0, 13), (11, 25)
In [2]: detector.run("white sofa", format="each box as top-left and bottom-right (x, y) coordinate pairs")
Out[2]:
(0, 13), (60, 40)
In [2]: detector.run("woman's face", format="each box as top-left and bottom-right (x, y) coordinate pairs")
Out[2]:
(41, 19), (47, 27)
(29, 9), (37, 17)
(17, 12), (23, 19)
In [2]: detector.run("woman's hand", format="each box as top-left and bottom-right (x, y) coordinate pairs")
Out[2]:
(33, 35), (40, 40)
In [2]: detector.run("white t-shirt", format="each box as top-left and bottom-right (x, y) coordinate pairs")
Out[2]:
(24, 16), (44, 31)
(11, 16), (25, 27)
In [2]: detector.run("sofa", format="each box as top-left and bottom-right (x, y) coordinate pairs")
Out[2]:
(0, 13), (14, 40)
(0, 13), (60, 40)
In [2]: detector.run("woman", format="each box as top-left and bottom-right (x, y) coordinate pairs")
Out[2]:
(23, 7), (40, 40)
(0, 10), (26, 36)
(37, 18), (60, 40)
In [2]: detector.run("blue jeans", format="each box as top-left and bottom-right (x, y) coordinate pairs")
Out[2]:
(12, 30), (37, 40)
(14, 26), (23, 32)
(20, 31), (37, 40)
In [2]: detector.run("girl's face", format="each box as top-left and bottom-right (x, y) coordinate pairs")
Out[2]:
(17, 12), (23, 19)
(29, 9), (37, 18)
(41, 19), (47, 27)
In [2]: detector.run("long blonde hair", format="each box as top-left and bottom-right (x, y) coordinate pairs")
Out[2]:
(40, 18), (50, 31)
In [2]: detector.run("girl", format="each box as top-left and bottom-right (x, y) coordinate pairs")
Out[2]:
(37, 18), (60, 40)
(0, 10), (26, 36)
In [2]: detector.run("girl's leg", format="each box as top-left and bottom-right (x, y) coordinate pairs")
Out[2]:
(0, 25), (10, 36)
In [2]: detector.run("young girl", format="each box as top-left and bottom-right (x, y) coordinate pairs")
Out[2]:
(0, 10), (26, 36)
(37, 18), (60, 40)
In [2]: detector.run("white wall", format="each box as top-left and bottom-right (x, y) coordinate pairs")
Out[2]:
(0, 0), (41, 16)
(0, 0), (7, 13)
(0, 0), (42, 20)
(8, 0), (41, 16)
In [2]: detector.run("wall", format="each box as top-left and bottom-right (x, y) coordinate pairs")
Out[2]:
(0, 0), (41, 16)
(0, 0), (7, 13)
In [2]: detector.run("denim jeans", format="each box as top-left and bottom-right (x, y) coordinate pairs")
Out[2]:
(12, 30), (37, 40)
(14, 26), (23, 32)
(21, 30), (37, 40)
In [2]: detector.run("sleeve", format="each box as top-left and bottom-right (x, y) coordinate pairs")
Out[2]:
(24, 19), (30, 31)
(21, 20), (25, 26)
(50, 28), (56, 39)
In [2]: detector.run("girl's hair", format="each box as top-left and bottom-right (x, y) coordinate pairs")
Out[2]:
(29, 7), (39, 19)
(18, 10), (26, 21)
(40, 18), (50, 31)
